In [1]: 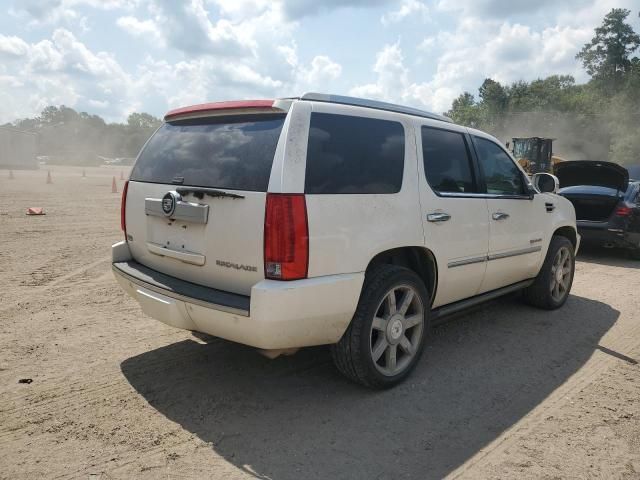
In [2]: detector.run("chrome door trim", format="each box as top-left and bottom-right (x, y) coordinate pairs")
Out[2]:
(447, 256), (487, 268)
(487, 245), (542, 261)
(447, 246), (542, 268)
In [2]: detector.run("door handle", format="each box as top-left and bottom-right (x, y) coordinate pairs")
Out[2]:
(492, 212), (510, 221)
(427, 212), (451, 222)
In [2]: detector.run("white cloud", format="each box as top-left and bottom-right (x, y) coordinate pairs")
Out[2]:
(0, 29), (135, 122)
(350, 43), (409, 101)
(0, 35), (30, 57)
(381, 0), (429, 25)
(9, 0), (138, 27)
(116, 16), (163, 44)
(349, 14), (595, 115)
(280, 0), (394, 20)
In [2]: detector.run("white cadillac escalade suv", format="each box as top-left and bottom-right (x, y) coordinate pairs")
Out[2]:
(112, 93), (579, 388)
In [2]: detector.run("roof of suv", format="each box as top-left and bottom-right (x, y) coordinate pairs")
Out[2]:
(164, 93), (453, 124)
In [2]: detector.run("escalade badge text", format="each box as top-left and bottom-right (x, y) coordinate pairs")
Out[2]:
(216, 260), (258, 272)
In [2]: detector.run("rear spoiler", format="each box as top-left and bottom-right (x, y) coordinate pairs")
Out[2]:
(164, 99), (291, 122)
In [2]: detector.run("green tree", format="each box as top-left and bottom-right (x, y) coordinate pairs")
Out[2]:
(576, 8), (640, 91)
(445, 92), (482, 127)
(127, 112), (162, 129)
(478, 78), (507, 113)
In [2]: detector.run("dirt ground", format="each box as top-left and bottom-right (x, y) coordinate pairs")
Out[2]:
(1, 165), (639, 480)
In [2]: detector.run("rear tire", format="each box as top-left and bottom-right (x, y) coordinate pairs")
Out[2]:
(522, 235), (575, 310)
(330, 265), (429, 389)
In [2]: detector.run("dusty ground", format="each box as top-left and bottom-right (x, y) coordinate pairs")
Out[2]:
(1, 166), (639, 480)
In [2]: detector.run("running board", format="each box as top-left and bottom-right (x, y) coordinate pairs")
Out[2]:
(431, 279), (534, 324)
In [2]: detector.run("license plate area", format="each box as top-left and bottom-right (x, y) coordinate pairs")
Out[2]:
(146, 216), (207, 263)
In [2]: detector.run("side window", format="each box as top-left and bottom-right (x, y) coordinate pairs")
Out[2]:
(422, 127), (477, 194)
(305, 112), (405, 194)
(473, 137), (526, 196)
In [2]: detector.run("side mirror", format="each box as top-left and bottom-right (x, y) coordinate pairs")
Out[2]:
(532, 173), (559, 194)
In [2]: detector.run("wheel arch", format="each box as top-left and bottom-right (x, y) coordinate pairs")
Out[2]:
(553, 225), (577, 250)
(365, 246), (438, 306)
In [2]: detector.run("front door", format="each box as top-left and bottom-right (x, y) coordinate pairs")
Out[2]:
(417, 123), (489, 308)
(470, 134), (545, 293)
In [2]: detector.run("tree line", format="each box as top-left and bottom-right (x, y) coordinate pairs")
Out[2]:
(4, 107), (162, 165)
(4, 9), (639, 166)
(446, 8), (640, 165)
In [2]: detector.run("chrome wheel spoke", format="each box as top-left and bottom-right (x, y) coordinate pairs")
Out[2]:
(386, 290), (397, 315)
(403, 313), (423, 329)
(398, 290), (414, 315)
(372, 337), (388, 362)
(386, 344), (397, 371)
(372, 316), (386, 331)
(399, 335), (414, 355)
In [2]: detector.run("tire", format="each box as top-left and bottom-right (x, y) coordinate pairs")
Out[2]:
(522, 235), (575, 310)
(330, 265), (429, 389)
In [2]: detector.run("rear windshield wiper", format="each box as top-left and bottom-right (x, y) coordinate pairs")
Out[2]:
(175, 186), (245, 200)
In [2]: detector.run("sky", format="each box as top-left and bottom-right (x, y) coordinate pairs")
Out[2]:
(0, 0), (638, 124)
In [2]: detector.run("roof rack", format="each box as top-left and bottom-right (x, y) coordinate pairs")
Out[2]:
(300, 92), (452, 123)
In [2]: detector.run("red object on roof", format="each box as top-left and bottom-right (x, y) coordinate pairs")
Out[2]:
(164, 100), (275, 120)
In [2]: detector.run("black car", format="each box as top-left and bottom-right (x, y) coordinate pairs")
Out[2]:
(555, 160), (640, 259)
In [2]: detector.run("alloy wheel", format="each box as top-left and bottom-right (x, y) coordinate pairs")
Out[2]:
(369, 285), (424, 376)
(550, 246), (572, 302)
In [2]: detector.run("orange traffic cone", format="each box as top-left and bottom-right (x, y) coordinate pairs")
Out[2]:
(111, 176), (118, 193)
(46, 170), (52, 184)
(9, 170), (14, 179)
(82, 169), (86, 178)
(120, 170), (124, 181)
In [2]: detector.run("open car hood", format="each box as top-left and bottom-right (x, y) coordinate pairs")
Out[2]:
(554, 160), (629, 192)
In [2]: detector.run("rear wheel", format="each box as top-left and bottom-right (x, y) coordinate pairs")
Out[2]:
(522, 235), (575, 310)
(331, 265), (429, 389)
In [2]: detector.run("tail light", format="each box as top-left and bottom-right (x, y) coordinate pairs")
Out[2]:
(264, 193), (308, 280)
(614, 205), (632, 217)
(121, 180), (129, 237)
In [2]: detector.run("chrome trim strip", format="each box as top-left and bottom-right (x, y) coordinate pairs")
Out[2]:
(488, 246), (542, 261)
(448, 256), (487, 268)
(447, 246), (542, 268)
(145, 198), (209, 224)
(112, 265), (249, 317)
(438, 192), (533, 200)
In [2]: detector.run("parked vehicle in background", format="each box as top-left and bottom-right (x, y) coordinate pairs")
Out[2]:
(555, 160), (640, 259)
(112, 93), (579, 388)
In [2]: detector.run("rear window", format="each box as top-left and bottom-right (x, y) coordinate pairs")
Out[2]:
(130, 114), (285, 191)
(305, 112), (405, 194)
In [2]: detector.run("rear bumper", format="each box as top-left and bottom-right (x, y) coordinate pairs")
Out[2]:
(112, 241), (364, 349)
(577, 221), (640, 249)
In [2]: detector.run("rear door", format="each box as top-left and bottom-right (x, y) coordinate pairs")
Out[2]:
(125, 110), (288, 296)
(417, 123), (489, 308)
(471, 134), (546, 292)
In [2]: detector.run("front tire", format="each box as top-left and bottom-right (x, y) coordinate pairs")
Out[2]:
(522, 235), (575, 310)
(331, 265), (429, 389)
